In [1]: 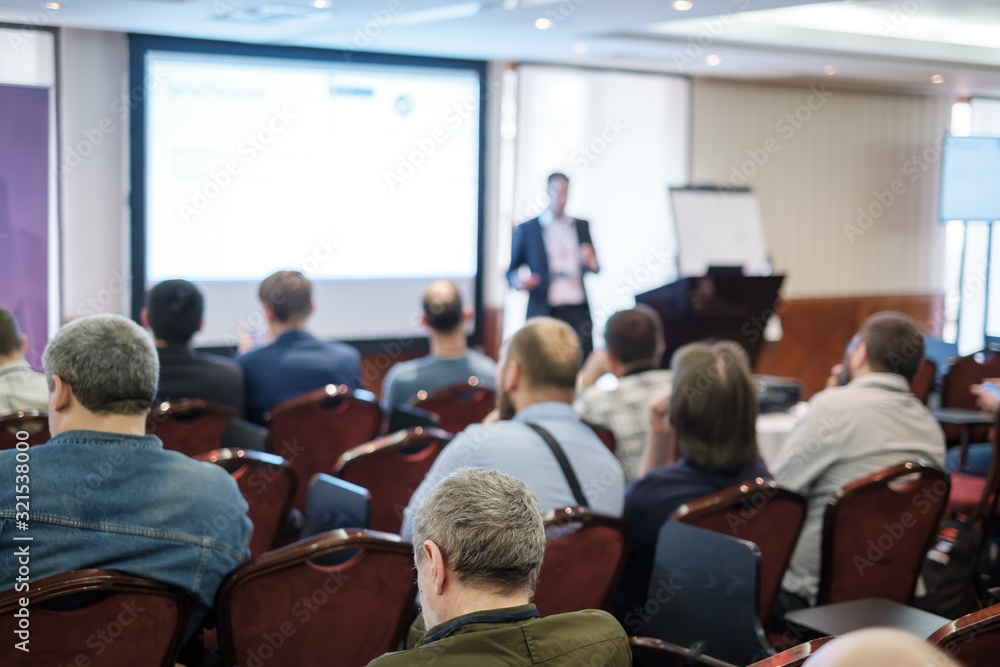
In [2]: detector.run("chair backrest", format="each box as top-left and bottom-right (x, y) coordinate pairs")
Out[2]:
(929, 600), (1000, 667)
(301, 473), (372, 539)
(819, 461), (950, 606)
(643, 521), (772, 666)
(0, 411), (49, 450)
(406, 377), (495, 434)
(582, 418), (617, 453)
(671, 478), (806, 631)
(0, 569), (190, 667)
(334, 427), (452, 533)
(630, 636), (737, 667)
(196, 448), (297, 557)
(911, 358), (937, 405)
(744, 637), (835, 667)
(146, 399), (239, 457)
(265, 385), (382, 512)
(532, 508), (631, 617)
(216, 529), (417, 667)
(941, 351), (1000, 443)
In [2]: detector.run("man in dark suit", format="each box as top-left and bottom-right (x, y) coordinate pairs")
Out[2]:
(237, 270), (361, 424)
(142, 279), (245, 413)
(507, 172), (600, 359)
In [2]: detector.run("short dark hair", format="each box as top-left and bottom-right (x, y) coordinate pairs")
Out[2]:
(506, 317), (580, 392)
(605, 308), (662, 365)
(547, 172), (569, 187)
(0, 306), (22, 357)
(259, 271), (312, 323)
(669, 342), (759, 474)
(423, 281), (463, 333)
(146, 280), (203, 345)
(857, 312), (925, 383)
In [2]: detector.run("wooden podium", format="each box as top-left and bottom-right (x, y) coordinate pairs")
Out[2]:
(635, 274), (784, 369)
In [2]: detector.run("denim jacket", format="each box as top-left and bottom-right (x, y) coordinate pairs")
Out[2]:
(0, 430), (252, 607)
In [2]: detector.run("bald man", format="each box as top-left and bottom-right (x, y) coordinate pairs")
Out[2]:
(803, 629), (959, 667)
(401, 317), (624, 540)
(381, 280), (497, 411)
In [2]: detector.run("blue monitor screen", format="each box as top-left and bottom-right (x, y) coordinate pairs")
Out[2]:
(940, 135), (1000, 222)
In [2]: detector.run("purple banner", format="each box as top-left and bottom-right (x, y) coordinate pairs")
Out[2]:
(0, 84), (50, 371)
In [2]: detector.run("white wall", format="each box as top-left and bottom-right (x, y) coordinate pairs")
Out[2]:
(690, 78), (952, 299)
(59, 28), (130, 321)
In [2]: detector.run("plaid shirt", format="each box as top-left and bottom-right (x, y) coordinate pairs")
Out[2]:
(574, 369), (673, 482)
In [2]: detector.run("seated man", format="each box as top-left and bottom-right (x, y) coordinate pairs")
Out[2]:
(142, 279), (245, 413)
(401, 317), (624, 540)
(0, 314), (252, 609)
(368, 467), (630, 667)
(614, 341), (768, 631)
(773, 312), (946, 613)
(381, 280), (496, 411)
(238, 270), (361, 424)
(575, 307), (672, 481)
(0, 306), (48, 414)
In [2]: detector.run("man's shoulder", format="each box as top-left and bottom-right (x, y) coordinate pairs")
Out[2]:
(526, 609), (629, 661)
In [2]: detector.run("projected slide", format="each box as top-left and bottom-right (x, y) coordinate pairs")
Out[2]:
(140, 47), (482, 345)
(940, 135), (1000, 222)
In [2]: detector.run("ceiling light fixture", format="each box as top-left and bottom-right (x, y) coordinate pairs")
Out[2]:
(44, 1), (60, 8)
(930, 74), (944, 84)
(535, 17), (553, 29)
(824, 65), (837, 75)
(673, 1), (694, 10)
(706, 54), (721, 66)
(311, 0), (329, 7)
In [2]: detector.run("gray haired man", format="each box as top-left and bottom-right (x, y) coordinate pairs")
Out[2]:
(369, 467), (630, 666)
(0, 314), (252, 609)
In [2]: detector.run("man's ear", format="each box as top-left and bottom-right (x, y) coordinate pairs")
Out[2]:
(51, 375), (74, 413)
(424, 540), (448, 596)
(197, 318), (204, 333)
(140, 308), (150, 329)
(504, 360), (521, 393)
(462, 308), (473, 325)
(19, 333), (28, 353)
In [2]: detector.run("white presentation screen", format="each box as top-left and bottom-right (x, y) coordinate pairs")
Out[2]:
(143, 50), (481, 347)
(940, 135), (1000, 222)
(670, 188), (770, 277)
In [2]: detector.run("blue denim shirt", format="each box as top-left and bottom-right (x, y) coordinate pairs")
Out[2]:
(0, 430), (252, 606)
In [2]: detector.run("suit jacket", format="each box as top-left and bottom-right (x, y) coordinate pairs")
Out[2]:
(155, 346), (246, 415)
(506, 217), (596, 318)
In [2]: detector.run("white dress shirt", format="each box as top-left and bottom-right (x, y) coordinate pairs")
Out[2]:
(540, 210), (586, 307)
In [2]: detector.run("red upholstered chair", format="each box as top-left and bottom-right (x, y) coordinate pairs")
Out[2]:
(940, 350), (1000, 444)
(533, 508), (631, 617)
(146, 399), (239, 457)
(196, 448), (297, 557)
(744, 637), (835, 667)
(333, 427), (452, 533)
(929, 600), (1000, 667)
(629, 636), (737, 667)
(265, 385), (382, 512)
(0, 411), (49, 450)
(948, 410), (1000, 525)
(0, 569), (190, 667)
(583, 418), (617, 453)
(911, 358), (937, 405)
(216, 529), (416, 667)
(406, 377), (495, 435)
(670, 478), (806, 633)
(817, 461), (950, 606)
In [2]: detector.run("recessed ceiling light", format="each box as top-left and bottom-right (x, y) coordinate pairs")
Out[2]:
(824, 65), (837, 76)
(311, 0), (329, 7)
(535, 17), (553, 29)
(930, 74), (945, 84)
(573, 42), (588, 54)
(673, 0), (694, 10)
(44, 1), (60, 8)
(706, 54), (721, 66)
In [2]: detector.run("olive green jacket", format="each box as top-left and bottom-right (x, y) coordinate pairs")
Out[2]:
(368, 604), (631, 666)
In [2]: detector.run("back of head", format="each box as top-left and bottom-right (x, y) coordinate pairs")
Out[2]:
(412, 467), (546, 596)
(423, 280), (464, 333)
(42, 314), (159, 416)
(804, 628), (959, 667)
(547, 172), (569, 187)
(259, 270), (312, 323)
(669, 341), (759, 474)
(506, 317), (581, 392)
(604, 307), (663, 366)
(857, 311), (925, 383)
(0, 306), (22, 357)
(146, 279), (203, 345)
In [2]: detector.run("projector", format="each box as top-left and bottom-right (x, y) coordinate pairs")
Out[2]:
(754, 375), (802, 413)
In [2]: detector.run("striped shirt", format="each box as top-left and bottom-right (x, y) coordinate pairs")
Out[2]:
(0, 360), (49, 415)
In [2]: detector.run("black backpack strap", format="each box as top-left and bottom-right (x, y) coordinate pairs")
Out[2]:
(525, 422), (589, 509)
